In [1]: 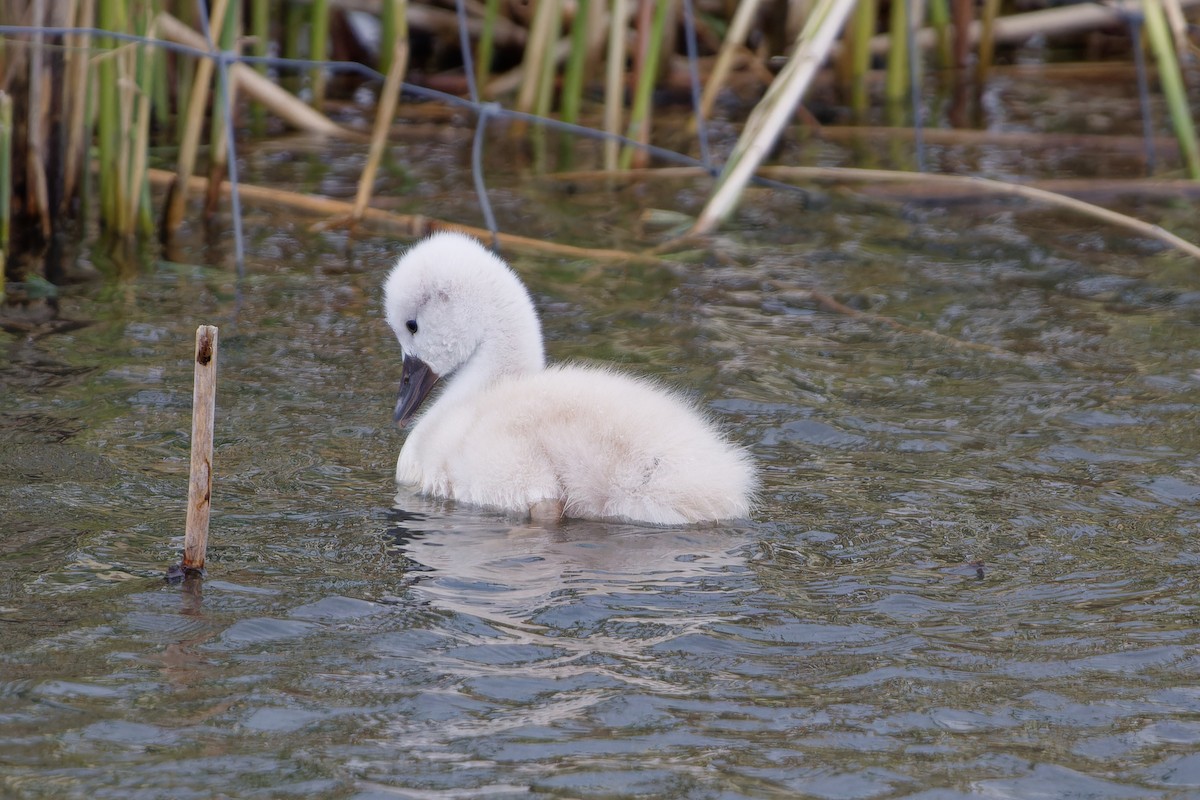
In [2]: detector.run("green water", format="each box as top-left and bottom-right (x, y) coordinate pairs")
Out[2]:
(2, 126), (1200, 798)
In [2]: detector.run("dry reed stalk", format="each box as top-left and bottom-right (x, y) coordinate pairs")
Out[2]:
(127, 12), (156, 236)
(0, 91), (11, 294)
(155, 13), (357, 140)
(692, 0), (859, 233)
(25, 0), (50, 240)
(145, 167), (668, 264)
(534, 0), (565, 122)
(545, 164), (1200, 261)
(206, 0), (240, 216)
(583, 0), (609, 85)
(162, 0), (231, 239)
(564, 166), (1200, 199)
(63, 0), (94, 206)
(182, 324), (218, 574)
(815, 124), (1183, 154)
(515, 0), (560, 121)
(696, 0), (763, 128)
(1161, 0), (1192, 59)
(603, 0), (629, 171)
(351, 20), (410, 221)
(758, 165), (1200, 261)
(865, 0), (1200, 56)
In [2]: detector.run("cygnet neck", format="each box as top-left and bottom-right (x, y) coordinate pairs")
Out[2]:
(433, 299), (546, 412)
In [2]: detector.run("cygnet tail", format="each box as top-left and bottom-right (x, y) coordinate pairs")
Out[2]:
(559, 431), (756, 526)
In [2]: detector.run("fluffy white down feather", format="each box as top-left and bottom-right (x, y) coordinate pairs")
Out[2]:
(383, 232), (755, 525)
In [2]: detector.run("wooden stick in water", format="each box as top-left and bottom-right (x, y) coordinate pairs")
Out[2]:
(182, 325), (218, 574)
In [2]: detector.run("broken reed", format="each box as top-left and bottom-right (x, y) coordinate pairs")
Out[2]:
(181, 324), (218, 576)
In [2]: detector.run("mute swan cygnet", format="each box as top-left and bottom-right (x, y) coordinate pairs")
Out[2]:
(383, 232), (755, 525)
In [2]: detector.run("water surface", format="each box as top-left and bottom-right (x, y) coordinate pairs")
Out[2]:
(2, 128), (1200, 798)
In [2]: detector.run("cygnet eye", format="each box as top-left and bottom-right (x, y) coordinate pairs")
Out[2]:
(405, 319), (419, 335)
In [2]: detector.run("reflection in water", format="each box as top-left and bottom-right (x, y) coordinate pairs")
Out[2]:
(388, 491), (755, 671)
(368, 498), (765, 787)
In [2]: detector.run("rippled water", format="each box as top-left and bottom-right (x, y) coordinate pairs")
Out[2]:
(3, 128), (1200, 798)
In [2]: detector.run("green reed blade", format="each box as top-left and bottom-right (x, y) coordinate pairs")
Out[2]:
(927, 0), (952, 70)
(129, 9), (157, 236)
(381, 0), (400, 75)
(620, 0), (674, 170)
(250, 0), (270, 130)
(884, 0), (908, 120)
(1143, 0), (1200, 179)
(976, 0), (1001, 88)
(97, 0), (125, 229)
(475, 0), (500, 94)
(849, 0), (876, 120)
(310, 0), (330, 108)
(283, 0), (303, 91)
(561, 0), (591, 125)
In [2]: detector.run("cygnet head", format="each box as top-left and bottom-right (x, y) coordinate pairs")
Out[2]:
(383, 232), (546, 426)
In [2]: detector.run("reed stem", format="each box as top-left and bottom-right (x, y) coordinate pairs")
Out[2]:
(516, 0), (559, 117)
(163, 0), (231, 240)
(0, 91), (11, 297)
(353, 1), (409, 220)
(130, 10), (156, 238)
(621, 0), (674, 170)
(1142, 0), (1200, 179)
(695, 0), (763, 134)
(182, 324), (219, 575)
(97, 0), (123, 232)
(250, 0), (269, 131)
(475, 0), (501, 94)
(926, 0), (952, 69)
(63, 0), (94, 206)
(206, 0), (239, 216)
(693, 0), (858, 233)
(604, 0), (628, 171)
(283, 0), (303, 91)
(885, 0), (909, 119)
(560, 0), (591, 126)
(310, 0), (330, 108)
(849, 0), (876, 120)
(535, 0), (564, 120)
(976, 0), (1002, 88)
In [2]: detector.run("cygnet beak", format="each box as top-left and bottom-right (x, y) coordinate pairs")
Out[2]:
(394, 354), (440, 427)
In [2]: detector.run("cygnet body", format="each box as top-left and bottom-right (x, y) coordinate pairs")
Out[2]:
(383, 232), (755, 525)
